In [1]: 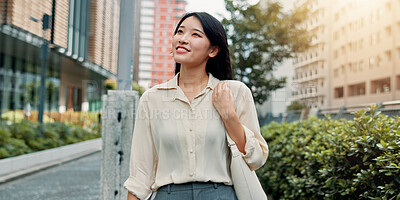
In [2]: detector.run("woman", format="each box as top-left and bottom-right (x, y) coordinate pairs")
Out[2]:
(124, 12), (268, 200)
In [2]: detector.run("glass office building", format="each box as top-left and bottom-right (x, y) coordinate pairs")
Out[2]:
(0, 0), (120, 115)
(0, 32), (60, 113)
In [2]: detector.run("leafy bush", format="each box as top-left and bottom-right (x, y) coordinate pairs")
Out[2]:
(258, 105), (400, 200)
(0, 120), (101, 159)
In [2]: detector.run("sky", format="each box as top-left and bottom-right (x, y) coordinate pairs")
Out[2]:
(185, 0), (294, 20)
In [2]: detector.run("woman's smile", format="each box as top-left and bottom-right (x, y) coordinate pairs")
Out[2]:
(175, 46), (191, 53)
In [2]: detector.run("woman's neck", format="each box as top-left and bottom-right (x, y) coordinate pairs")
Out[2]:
(178, 66), (209, 90)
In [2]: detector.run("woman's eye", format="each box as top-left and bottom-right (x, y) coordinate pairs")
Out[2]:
(193, 33), (201, 37)
(177, 30), (183, 34)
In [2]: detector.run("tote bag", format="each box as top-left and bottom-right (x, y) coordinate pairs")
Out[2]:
(226, 134), (268, 200)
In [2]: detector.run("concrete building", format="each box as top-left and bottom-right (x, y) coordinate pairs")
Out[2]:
(293, 0), (400, 110)
(292, 0), (332, 109)
(138, 0), (154, 89)
(137, 0), (186, 89)
(0, 0), (120, 114)
(151, 0), (186, 87)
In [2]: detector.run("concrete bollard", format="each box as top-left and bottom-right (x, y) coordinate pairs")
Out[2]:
(101, 90), (139, 200)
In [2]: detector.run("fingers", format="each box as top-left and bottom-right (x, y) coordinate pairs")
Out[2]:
(214, 82), (231, 97)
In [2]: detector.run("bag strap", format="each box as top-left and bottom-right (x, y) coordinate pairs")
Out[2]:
(226, 132), (242, 157)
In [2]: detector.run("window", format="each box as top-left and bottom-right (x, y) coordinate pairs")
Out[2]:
(334, 12), (339, 22)
(386, 50), (392, 62)
(341, 65), (345, 74)
(386, 26), (392, 36)
(371, 77), (390, 94)
(334, 31), (339, 40)
(376, 56), (382, 67)
(334, 50), (338, 59)
(360, 18), (364, 29)
(370, 32), (380, 46)
(397, 48), (400, 59)
(348, 82), (366, 96)
(377, 8), (383, 20)
(348, 63), (353, 72)
(341, 45), (346, 55)
(386, 2), (392, 12)
(369, 57), (375, 68)
(334, 87), (344, 98)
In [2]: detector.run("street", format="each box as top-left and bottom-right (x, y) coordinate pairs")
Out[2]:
(0, 152), (101, 200)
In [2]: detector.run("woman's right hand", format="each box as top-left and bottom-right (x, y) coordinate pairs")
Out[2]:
(127, 192), (140, 200)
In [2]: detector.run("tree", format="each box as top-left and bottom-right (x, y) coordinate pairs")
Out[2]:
(222, 0), (310, 104)
(132, 81), (145, 96)
(286, 101), (307, 111)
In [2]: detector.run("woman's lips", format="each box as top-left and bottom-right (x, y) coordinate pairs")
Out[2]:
(176, 46), (190, 53)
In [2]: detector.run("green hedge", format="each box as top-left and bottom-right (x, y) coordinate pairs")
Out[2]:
(0, 119), (101, 159)
(258, 105), (400, 200)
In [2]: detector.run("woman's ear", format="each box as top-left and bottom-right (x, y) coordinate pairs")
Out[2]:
(208, 46), (220, 58)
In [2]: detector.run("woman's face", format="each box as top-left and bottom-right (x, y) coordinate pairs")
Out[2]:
(172, 16), (217, 67)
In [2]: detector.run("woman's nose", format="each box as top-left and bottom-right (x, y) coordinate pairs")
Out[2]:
(179, 34), (188, 44)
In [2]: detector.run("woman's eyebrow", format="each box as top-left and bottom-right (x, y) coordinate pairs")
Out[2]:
(179, 26), (205, 35)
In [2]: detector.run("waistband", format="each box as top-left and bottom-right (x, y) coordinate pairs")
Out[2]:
(158, 182), (226, 193)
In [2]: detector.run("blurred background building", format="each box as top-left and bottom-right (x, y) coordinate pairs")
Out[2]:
(293, 0), (400, 110)
(138, 0), (186, 89)
(137, 0), (154, 89)
(0, 0), (121, 115)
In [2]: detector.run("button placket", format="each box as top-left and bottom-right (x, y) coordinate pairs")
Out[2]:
(188, 117), (195, 178)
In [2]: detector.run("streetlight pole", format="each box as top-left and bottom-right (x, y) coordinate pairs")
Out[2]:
(30, 14), (51, 134)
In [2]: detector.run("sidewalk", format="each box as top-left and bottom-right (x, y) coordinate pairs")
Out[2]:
(0, 152), (101, 200)
(0, 138), (102, 183)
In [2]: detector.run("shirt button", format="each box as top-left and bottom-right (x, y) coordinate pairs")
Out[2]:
(189, 172), (194, 176)
(189, 149), (193, 153)
(189, 128), (193, 132)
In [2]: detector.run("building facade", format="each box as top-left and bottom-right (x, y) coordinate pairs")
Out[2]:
(0, 0), (120, 115)
(138, 0), (154, 89)
(292, 0), (331, 109)
(293, 0), (400, 110)
(137, 0), (185, 89)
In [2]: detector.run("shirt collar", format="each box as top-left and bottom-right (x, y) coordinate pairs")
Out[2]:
(156, 72), (220, 90)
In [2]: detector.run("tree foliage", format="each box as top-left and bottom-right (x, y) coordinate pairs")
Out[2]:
(222, 0), (310, 104)
(287, 101), (307, 111)
(259, 105), (400, 199)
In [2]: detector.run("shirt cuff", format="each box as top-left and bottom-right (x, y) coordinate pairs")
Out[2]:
(241, 125), (265, 171)
(123, 176), (152, 200)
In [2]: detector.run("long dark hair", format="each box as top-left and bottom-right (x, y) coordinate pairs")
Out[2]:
(173, 12), (232, 80)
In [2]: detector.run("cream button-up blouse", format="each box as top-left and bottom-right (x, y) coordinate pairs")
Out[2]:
(123, 73), (269, 200)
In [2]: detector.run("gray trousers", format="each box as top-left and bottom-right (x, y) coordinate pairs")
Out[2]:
(152, 182), (238, 200)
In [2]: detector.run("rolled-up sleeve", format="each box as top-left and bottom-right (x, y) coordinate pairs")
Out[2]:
(236, 84), (269, 171)
(124, 93), (157, 200)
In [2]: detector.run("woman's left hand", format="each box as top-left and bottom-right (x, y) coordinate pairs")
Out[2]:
(212, 82), (236, 120)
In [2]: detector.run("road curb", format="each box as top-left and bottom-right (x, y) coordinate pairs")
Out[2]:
(0, 138), (102, 183)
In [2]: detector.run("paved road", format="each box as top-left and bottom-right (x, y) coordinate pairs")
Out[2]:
(0, 152), (101, 200)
